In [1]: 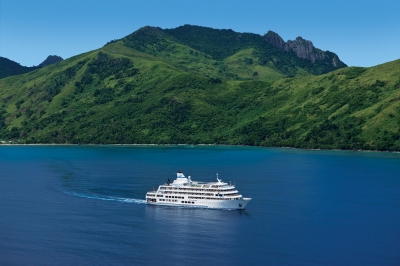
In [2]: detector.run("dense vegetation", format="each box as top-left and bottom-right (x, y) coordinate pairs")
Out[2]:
(122, 25), (346, 77)
(0, 57), (37, 79)
(164, 25), (346, 76)
(0, 55), (63, 79)
(0, 25), (399, 151)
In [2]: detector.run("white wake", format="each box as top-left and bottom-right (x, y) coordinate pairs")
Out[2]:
(64, 191), (147, 204)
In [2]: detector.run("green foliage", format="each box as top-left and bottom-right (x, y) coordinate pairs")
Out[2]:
(87, 52), (134, 79)
(0, 57), (38, 79)
(94, 87), (115, 104)
(0, 26), (399, 151)
(311, 86), (325, 95)
(125, 25), (345, 78)
(164, 25), (263, 60)
(42, 59), (87, 101)
(344, 67), (367, 79)
(254, 46), (345, 76)
(123, 26), (170, 55)
(244, 58), (253, 65)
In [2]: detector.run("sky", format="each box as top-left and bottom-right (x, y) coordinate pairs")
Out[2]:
(1, 0), (399, 67)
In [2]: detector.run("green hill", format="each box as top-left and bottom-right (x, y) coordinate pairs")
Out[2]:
(0, 55), (63, 79)
(122, 25), (346, 78)
(0, 57), (37, 79)
(0, 25), (399, 151)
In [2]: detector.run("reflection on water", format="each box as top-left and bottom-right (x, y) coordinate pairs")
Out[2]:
(142, 204), (251, 265)
(1, 145), (400, 265)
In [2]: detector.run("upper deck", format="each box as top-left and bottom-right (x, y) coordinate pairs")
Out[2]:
(147, 172), (238, 194)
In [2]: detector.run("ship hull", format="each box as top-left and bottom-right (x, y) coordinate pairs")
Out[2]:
(147, 198), (251, 210)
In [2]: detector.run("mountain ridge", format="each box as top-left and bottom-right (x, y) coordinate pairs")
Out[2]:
(264, 31), (343, 66)
(0, 55), (63, 79)
(0, 25), (399, 151)
(123, 24), (347, 76)
(0, 57), (37, 79)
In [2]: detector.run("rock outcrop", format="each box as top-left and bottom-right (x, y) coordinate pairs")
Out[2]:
(264, 31), (287, 51)
(264, 31), (345, 67)
(286, 37), (325, 62)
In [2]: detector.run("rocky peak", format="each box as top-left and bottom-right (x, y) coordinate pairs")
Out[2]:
(264, 31), (287, 50)
(286, 37), (325, 62)
(264, 32), (344, 65)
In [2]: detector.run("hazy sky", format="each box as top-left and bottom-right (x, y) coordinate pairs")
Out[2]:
(1, 0), (399, 67)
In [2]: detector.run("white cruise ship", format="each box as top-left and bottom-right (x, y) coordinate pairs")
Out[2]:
(146, 172), (251, 210)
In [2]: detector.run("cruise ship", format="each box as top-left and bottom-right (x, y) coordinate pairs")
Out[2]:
(146, 172), (251, 210)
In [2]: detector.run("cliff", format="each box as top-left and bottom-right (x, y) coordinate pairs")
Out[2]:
(264, 31), (346, 67)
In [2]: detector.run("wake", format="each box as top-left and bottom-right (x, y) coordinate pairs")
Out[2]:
(64, 191), (147, 204)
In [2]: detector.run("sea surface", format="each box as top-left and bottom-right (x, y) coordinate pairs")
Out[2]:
(0, 145), (399, 265)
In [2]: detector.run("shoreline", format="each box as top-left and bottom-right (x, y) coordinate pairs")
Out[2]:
(0, 143), (399, 153)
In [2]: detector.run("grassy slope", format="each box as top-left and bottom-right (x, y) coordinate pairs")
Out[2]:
(244, 61), (400, 150)
(0, 41), (399, 150)
(223, 48), (284, 80)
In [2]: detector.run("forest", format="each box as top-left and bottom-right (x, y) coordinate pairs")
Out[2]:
(0, 25), (399, 151)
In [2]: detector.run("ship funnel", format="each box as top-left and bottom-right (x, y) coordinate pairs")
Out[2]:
(177, 172), (185, 178)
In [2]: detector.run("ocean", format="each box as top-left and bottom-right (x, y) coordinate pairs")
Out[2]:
(1, 145), (399, 265)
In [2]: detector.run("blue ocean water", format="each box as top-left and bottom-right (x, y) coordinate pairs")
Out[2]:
(0, 145), (400, 265)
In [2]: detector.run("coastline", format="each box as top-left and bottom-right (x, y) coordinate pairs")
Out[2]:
(0, 143), (399, 153)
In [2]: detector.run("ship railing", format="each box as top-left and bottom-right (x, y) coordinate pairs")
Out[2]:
(157, 191), (240, 196)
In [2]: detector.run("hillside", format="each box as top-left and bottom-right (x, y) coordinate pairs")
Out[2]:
(0, 25), (399, 151)
(0, 55), (63, 79)
(123, 25), (346, 78)
(0, 57), (37, 79)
